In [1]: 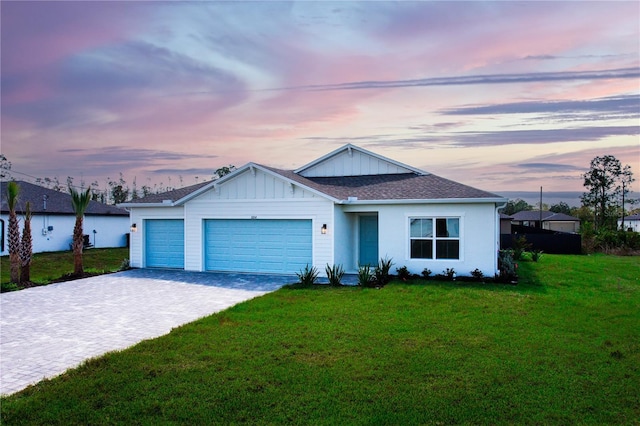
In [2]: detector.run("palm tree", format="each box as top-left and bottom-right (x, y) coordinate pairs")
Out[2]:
(70, 187), (91, 276)
(6, 181), (20, 283)
(20, 202), (33, 284)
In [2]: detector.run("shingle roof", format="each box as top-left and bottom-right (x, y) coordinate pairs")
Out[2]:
(265, 167), (502, 200)
(1, 181), (129, 216)
(123, 181), (211, 204)
(622, 213), (640, 220)
(511, 210), (579, 222)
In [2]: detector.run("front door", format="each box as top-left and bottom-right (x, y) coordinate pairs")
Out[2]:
(359, 215), (379, 267)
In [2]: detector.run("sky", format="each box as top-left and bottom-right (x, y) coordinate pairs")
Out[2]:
(1, 1), (639, 198)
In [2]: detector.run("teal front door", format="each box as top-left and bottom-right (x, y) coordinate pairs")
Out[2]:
(359, 215), (379, 267)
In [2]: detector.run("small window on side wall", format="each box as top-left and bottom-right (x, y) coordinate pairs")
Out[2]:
(410, 217), (460, 259)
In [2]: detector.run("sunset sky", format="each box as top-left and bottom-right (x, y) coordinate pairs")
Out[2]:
(1, 1), (639, 197)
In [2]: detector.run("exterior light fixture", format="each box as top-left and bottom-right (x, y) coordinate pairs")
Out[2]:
(321, 224), (327, 234)
(130, 223), (137, 233)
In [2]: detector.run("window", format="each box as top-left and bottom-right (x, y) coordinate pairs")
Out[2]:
(410, 217), (460, 259)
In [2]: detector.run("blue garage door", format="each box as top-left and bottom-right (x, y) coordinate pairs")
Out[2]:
(204, 219), (312, 274)
(145, 219), (184, 268)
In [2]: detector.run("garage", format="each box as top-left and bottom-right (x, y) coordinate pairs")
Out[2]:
(204, 219), (312, 274)
(145, 219), (184, 268)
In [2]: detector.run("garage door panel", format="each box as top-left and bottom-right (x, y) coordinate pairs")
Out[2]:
(204, 219), (312, 274)
(145, 219), (184, 269)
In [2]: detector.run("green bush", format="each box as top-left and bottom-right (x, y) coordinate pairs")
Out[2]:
(296, 264), (319, 286)
(470, 268), (484, 281)
(357, 265), (375, 287)
(396, 266), (411, 281)
(512, 235), (532, 260)
(374, 257), (393, 286)
(325, 264), (345, 287)
(498, 250), (517, 283)
(421, 268), (432, 279)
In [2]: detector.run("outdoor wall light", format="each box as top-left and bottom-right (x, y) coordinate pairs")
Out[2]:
(130, 223), (137, 233)
(321, 224), (327, 234)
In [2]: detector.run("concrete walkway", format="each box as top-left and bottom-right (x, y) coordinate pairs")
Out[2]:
(0, 269), (295, 396)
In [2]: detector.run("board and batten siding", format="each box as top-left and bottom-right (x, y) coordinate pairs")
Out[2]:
(342, 202), (499, 276)
(128, 206), (184, 268)
(184, 168), (334, 272)
(299, 149), (414, 177)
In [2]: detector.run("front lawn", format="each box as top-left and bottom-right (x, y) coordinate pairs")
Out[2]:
(1, 248), (129, 291)
(1, 254), (638, 424)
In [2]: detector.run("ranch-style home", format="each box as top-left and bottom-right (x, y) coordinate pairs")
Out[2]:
(120, 144), (507, 277)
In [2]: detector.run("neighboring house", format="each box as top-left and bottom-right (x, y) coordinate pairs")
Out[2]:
(1, 181), (130, 255)
(499, 213), (513, 235)
(120, 144), (507, 276)
(510, 210), (580, 233)
(618, 214), (640, 232)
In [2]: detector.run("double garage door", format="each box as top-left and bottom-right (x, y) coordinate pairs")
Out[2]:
(204, 219), (312, 274)
(145, 219), (312, 274)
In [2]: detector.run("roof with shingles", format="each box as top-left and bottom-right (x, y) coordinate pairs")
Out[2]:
(123, 181), (211, 204)
(1, 181), (129, 216)
(511, 210), (579, 222)
(264, 167), (502, 200)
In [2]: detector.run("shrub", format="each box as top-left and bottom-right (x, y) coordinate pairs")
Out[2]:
(498, 250), (517, 283)
(512, 235), (531, 260)
(119, 258), (131, 271)
(443, 268), (456, 281)
(470, 268), (484, 281)
(325, 264), (345, 287)
(421, 268), (432, 279)
(374, 257), (393, 286)
(1, 282), (19, 293)
(530, 250), (543, 262)
(396, 266), (411, 281)
(357, 265), (375, 287)
(296, 264), (319, 286)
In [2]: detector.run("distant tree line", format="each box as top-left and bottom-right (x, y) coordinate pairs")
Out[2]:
(0, 155), (236, 206)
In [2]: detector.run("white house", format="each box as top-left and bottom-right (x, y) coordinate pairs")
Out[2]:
(618, 213), (640, 232)
(1, 181), (130, 255)
(120, 145), (507, 277)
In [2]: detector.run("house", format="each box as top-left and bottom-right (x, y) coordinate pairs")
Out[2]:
(618, 213), (640, 232)
(1, 181), (130, 255)
(499, 213), (513, 234)
(120, 144), (507, 276)
(510, 210), (580, 233)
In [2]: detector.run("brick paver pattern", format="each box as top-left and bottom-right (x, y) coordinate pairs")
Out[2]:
(0, 269), (293, 395)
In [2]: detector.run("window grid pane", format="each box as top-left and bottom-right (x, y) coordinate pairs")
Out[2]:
(410, 217), (460, 260)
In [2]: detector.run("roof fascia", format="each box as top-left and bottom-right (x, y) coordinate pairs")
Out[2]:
(294, 144), (429, 176)
(338, 197), (508, 205)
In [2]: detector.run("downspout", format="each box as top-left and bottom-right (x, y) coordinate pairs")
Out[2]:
(495, 201), (507, 276)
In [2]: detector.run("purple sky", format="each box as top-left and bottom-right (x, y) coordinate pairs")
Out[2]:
(2, 1), (639, 195)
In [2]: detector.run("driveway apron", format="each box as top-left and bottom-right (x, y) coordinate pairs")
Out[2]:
(0, 269), (293, 396)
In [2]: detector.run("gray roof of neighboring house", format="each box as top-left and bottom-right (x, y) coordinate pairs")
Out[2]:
(1, 181), (129, 216)
(511, 210), (579, 222)
(621, 213), (640, 220)
(123, 181), (211, 204)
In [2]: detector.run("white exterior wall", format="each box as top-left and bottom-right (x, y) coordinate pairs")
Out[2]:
(300, 150), (413, 177)
(186, 168), (333, 271)
(618, 219), (640, 232)
(342, 202), (499, 277)
(1, 214), (128, 255)
(127, 206), (184, 268)
(333, 205), (356, 272)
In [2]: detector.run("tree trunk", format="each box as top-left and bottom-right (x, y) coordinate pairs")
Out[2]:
(8, 211), (20, 283)
(20, 210), (32, 284)
(73, 216), (84, 276)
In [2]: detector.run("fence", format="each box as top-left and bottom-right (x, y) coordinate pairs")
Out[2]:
(501, 225), (582, 254)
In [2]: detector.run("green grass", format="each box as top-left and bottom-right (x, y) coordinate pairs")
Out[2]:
(1, 248), (129, 288)
(2, 254), (639, 424)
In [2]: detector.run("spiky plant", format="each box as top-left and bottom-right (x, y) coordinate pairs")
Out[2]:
(20, 201), (32, 284)
(6, 181), (20, 283)
(70, 187), (91, 276)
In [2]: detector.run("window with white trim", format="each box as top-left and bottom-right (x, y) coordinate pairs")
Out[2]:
(409, 217), (460, 259)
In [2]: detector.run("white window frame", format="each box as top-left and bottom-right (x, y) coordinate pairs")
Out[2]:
(409, 216), (461, 260)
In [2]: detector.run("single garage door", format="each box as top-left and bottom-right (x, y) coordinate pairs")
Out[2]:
(204, 219), (312, 274)
(145, 219), (184, 268)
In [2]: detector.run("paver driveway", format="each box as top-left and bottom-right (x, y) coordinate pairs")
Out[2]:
(0, 269), (295, 396)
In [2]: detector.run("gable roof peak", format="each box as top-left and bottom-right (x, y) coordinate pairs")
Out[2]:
(294, 144), (428, 178)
